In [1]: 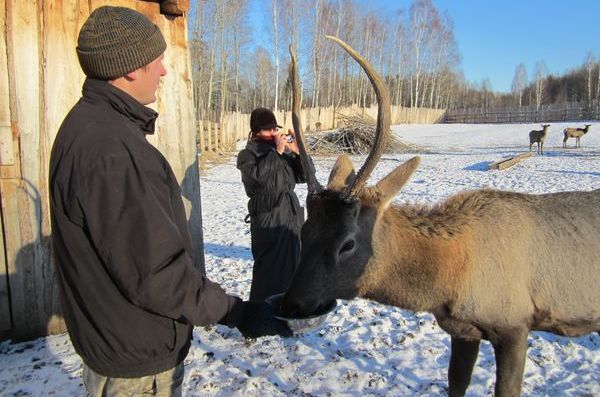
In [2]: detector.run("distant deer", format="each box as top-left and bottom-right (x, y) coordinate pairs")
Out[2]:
(282, 37), (600, 397)
(563, 124), (591, 148)
(528, 124), (550, 154)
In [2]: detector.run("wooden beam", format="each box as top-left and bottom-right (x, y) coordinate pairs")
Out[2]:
(488, 152), (532, 171)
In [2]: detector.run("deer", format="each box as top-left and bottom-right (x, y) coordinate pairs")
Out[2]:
(528, 124), (550, 154)
(282, 37), (600, 397)
(563, 124), (591, 148)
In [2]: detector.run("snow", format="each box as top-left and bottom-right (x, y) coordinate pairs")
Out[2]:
(1, 122), (599, 396)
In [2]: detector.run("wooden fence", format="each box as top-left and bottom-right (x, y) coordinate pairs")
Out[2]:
(198, 105), (446, 153)
(1, 0), (202, 340)
(445, 101), (600, 124)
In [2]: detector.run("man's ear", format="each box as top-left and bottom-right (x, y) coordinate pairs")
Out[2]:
(123, 70), (137, 81)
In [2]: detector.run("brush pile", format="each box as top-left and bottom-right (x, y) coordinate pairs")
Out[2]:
(307, 114), (417, 155)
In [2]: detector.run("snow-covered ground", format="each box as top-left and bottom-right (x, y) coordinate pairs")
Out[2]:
(1, 122), (599, 396)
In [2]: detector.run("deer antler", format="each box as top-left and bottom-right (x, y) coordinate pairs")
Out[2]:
(289, 45), (323, 195)
(325, 36), (391, 199)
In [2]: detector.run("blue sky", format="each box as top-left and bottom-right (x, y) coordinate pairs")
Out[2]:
(359, 0), (600, 93)
(247, 0), (600, 93)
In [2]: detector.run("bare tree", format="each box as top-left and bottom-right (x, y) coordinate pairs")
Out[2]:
(584, 51), (595, 103)
(511, 62), (527, 108)
(219, 0), (227, 119)
(190, 2), (207, 118)
(272, 0), (280, 110)
(534, 60), (548, 110)
(481, 78), (493, 109)
(596, 57), (600, 102)
(253, 47), (275, 107)
(596, 59), (600, 100)
(310, 0), (322, 108)
(425, 11), (457, 109)
(408, 0), (436, 108)
(231, 1), (250, 112)
(391, 10), (405, 106)
(206, 1), (219, 117)
(328, 0), (344, 108)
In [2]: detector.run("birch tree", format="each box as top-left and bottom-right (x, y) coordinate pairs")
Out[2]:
(206, 1), (219, 117)
(391, 11), (405, 106)
(253, 47), (275, 107)
(481, 78), (493, 109)
(511, 62), (527, 108)
(584, 52), (595, 103)
(534, 60), (547, 110)
(190, 3), (207, 118)
(596, 59), (600, 101)
(408, 0), (436, 108)
(272, 0), (280, 110)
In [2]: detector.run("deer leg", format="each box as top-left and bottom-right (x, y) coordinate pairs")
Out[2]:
(448, 336), (480, 397)
(491, 327), (528, 397)
(540, 142), (543, 155)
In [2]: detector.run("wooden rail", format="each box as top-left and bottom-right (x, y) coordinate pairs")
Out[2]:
(488, 152), (532, 171)
(445, 102), (600, 124)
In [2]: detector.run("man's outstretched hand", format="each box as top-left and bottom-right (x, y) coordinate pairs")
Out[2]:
(220, 299), (292, 338)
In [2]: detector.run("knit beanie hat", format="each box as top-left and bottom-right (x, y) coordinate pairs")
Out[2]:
(250, 108), (282, 133)
(76, 6), (167, 80)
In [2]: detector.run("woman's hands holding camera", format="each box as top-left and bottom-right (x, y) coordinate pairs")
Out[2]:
(275, 129), (299, 155)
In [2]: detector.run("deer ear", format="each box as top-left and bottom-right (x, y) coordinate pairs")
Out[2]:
(327, 154), (356, 191)
(373, 156), (420, 207)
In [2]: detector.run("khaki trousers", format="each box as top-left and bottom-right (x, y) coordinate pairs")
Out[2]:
(82, 362), (184, 397)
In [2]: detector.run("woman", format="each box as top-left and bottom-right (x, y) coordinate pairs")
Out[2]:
(237, 108), (306, 300)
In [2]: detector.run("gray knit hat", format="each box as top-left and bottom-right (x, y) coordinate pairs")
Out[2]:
(76, 6), (167, 80)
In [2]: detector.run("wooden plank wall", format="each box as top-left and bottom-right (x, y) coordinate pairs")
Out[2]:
(0, 0), (12, 334)
(199, 105), (447, 153)
(0, 0), (199, 340)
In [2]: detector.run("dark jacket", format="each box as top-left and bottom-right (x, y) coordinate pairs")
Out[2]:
(49, 79), (239, 378)
(236, 140), (305, 300)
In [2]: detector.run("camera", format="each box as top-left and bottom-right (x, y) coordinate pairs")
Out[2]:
(285, 134), (295, 143)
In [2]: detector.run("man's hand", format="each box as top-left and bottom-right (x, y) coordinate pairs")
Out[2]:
(219, 299), (292, 338)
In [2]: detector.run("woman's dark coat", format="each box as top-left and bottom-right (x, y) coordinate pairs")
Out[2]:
(237, 140), (305, 300)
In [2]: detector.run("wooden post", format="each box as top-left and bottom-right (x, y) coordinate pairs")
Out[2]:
(0, 0), (13, 334)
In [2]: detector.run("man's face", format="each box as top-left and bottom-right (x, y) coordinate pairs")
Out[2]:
(135, 53), (167, 105)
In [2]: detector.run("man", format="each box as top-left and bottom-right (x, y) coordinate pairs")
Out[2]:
(49, 6), (290, 396)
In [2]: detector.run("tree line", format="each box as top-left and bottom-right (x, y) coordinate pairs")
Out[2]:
(188, 0), (599, 121)
(507, 54), (600, 110)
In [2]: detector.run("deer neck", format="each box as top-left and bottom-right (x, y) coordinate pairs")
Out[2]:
(358, 203), (473, 313)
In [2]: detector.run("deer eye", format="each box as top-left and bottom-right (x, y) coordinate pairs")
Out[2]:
(340, 240), (355, 254)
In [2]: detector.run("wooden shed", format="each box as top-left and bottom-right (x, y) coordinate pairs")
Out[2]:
(0, 0), (203, 340)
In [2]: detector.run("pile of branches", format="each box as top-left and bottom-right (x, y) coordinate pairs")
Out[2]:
(307, 114), (418, 155)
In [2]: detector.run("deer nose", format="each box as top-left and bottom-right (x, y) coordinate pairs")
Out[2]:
(280, 294), (318, 318)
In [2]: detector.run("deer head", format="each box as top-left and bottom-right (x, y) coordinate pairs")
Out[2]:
(282, 37), (419, 317)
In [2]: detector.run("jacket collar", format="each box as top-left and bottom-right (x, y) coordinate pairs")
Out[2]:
(82, 78), (158, 135)
(245, 139), (277, 157)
